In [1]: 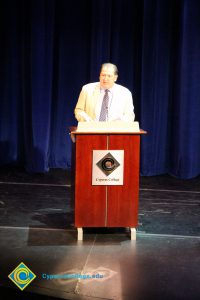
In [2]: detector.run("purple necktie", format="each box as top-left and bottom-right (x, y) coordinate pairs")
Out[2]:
(99, 89), (109, 121)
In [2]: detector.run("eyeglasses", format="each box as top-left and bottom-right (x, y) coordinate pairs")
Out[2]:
(100, 74), (115, 79)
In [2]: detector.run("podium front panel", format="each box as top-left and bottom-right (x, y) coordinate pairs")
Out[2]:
(74, 133), (141, 228)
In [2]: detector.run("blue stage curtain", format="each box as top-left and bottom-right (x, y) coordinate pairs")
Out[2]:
(0, 0), (200, 178)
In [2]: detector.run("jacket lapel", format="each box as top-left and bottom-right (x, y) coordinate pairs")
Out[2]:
(91, 83), (100, 119)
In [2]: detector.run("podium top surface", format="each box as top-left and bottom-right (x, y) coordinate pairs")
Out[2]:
(71, 129), (146, 135)
(70, 121), (147, 135)
(70, 128), (147, 135)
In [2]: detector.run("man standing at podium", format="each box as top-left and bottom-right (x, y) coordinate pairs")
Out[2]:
(74, 63), (135, 122)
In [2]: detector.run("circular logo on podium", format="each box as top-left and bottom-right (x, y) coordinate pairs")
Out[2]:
(96, 152), (120, 176)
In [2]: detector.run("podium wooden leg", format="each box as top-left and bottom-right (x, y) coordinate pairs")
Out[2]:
(77, 228), (83, 241)
(130, 228), (136, 240)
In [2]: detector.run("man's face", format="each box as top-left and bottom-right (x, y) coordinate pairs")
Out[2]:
(99, 66), (118, 89)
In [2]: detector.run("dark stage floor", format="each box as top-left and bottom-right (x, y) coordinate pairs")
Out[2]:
(0, 166), (200, 299)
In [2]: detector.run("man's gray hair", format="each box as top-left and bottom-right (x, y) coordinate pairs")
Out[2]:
(101, 63), (118, 75)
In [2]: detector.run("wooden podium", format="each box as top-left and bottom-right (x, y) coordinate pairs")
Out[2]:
(71, 123), (146, 240)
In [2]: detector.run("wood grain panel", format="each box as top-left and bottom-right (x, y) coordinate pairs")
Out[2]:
(107, 135), (140, 227)
(75, 134), (107, 227)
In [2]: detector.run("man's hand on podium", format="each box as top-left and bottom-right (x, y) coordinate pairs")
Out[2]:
(78, 111), (93, 122)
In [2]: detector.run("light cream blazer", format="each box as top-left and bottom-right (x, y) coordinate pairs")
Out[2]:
(74, 82), (135, 122)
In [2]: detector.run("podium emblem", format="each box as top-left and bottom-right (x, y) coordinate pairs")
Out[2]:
(96, 152), (120, 176)
(92, 150), (124, 185)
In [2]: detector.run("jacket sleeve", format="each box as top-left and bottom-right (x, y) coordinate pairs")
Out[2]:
(74, 87), (93, 122)
(122, 90), (135, 122)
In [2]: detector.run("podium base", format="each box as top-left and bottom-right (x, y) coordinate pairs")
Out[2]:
(77, 228), (83, 241)
(76, 227), (136, 241)
(130, 228), (136, 240)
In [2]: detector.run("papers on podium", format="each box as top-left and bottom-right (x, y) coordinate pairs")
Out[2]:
(76, 121), (140, 133)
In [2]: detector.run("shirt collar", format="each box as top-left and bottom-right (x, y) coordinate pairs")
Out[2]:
(100, 84), (115, 93)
